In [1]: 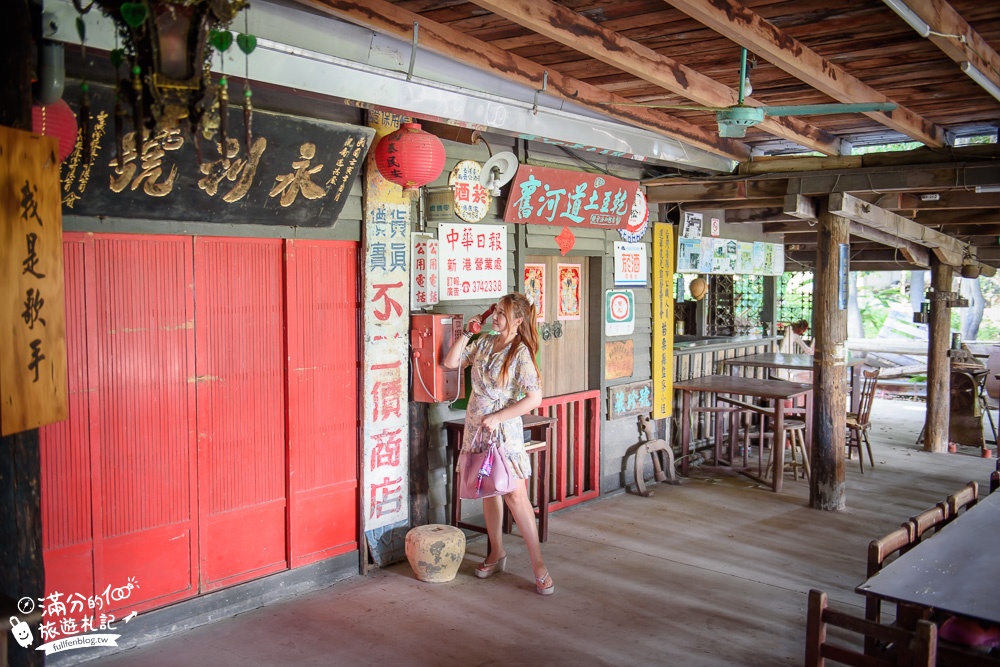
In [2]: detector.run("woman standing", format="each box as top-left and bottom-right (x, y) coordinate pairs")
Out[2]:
(441, 293), (554, 595)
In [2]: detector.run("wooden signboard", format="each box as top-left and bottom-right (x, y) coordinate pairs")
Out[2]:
(1, 126), (68, 435)
(503, 164), (638, 229)
(652, 223), (674, 419)
(605, 340), (634, 380)
(608, 380), (653, 420)
(60, 82), (374, 227)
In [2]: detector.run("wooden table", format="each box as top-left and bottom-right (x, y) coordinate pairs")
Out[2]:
(857, 491), (1000, 625)
(723, 352), (865, 412)
(673, 375), (813, 492)
(443, 414), (556, 542)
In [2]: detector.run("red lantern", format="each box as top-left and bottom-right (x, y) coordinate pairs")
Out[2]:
(375, 122), (446, 196)
(32, 99), (78, 163)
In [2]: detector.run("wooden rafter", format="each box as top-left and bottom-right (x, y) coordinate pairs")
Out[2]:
(662, 0), (949, 147)
(465, 0), (843, 155)
(295, 0), (751, 160)
(905, 0), (1000, 97)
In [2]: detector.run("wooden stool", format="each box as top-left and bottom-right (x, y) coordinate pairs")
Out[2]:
(633, 414), (678, 497)
(763, 419), (810, 481)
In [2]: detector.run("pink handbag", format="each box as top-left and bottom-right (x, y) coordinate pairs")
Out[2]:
(458, 427), (517, 499)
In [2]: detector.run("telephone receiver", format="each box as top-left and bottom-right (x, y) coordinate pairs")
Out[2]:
(466, 304), (496, 334)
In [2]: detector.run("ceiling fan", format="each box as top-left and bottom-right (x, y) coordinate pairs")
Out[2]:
(628, 48), (898, 138)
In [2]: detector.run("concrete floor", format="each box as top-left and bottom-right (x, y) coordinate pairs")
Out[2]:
(71, 399), (997, 666)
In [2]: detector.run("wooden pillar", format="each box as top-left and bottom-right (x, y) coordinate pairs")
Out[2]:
(924, 255), (953, 452)
(2, 2), (46, 666)
(810, 199), (848, 511)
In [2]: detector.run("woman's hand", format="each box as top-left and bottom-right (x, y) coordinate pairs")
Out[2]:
(481, 412), (503, 433)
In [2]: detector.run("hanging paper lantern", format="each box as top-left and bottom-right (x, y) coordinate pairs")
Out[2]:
(375, 122), (446, 195)
(32, 99), (78, 162)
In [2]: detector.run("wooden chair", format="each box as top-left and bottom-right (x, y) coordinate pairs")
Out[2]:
(847, 368), (881, 472)
(806, 589), (937, 667)
(943, 481), (979, 525)
(865, 525), (919, 654)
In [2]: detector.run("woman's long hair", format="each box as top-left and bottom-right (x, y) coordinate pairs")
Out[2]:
(496, 293), (541, 388)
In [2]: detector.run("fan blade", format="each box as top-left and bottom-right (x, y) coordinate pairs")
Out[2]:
(763, 102), (897, 117)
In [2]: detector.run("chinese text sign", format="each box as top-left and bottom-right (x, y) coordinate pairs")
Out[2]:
(439, 223), (508, 301)
(503, 164), (638, 229)
(1, 126), (68, 435)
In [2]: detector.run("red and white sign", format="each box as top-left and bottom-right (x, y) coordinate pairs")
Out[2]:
(439, 222), (507, 301)
(504, 164), (638, 229)
(614, 241), (647, 287)
(618, 189), (649, 242)
(411, 234), (439, 308)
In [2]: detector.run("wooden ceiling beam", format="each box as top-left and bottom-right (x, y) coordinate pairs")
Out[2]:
(662, 0), (949, 147)
(646, 179), (789, 202)
(905, 0), (1000, 99)
(296, 0), (750, 160)
(913, 209), (1000, 226)
(464, 0), (843, 155)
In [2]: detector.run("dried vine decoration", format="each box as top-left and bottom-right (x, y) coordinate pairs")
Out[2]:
(237, 14), (257, 152)
(208, 29), (233, 155)
(75, 15), (92, 161)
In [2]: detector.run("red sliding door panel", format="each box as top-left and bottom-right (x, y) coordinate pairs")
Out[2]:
(89, 234), (198, 614)
(40, 234), (95, 604)
(194, 237), (287, 590)
(285, 240), (360, 567)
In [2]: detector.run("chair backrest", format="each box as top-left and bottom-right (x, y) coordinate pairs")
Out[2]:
(806, 589), (937, 667)
(944, 481), (979, 525)
(855, 368), (881, 426)
(908, 503), (949, 543)
(867, 524), (914, 578)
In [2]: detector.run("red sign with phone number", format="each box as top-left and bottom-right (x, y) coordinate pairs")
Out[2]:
(503, 164), (639, 229)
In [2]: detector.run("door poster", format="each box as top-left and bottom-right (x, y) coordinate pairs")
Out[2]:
(524, 263), (546, 321)
(557, 264), (581, 320)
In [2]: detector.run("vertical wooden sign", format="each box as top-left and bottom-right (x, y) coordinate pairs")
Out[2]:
(1, 126), (67, 435)
(652, 223), (674, 419)
(362, 111), (410, 534)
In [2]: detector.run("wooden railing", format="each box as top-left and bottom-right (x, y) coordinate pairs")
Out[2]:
(673, 336), (777, 455)
(532, 389), (601, 512)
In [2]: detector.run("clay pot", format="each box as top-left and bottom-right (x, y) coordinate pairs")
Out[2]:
(405, 524), (466, 583)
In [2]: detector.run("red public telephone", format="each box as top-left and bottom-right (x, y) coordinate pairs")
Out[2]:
(467, 304), (496, 334)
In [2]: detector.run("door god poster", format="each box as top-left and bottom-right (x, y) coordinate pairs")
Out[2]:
(557, 264), (581, 321)
(524, 263), (546, 321)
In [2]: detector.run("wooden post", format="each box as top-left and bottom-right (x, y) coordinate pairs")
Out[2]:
(924, 255), (952, 453)
(810, 199), (848, 511)
(2, 3), (45, 666)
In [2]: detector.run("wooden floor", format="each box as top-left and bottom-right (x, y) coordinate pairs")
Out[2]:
(82, 398), (996, 667)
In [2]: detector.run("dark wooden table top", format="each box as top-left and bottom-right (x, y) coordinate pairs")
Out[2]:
(723, 352), (864, 371)
(857, 492), (1000, 625)
(673, 375), (813, 400)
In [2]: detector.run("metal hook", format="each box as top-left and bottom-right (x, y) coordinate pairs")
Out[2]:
(407, 22), (419, 81)
(532, 71), (548, 115)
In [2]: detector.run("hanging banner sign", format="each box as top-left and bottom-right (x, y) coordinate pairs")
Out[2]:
(439, 223), (507, 301)
(59, 82), (374, 228)
(503, 164), (638, 229)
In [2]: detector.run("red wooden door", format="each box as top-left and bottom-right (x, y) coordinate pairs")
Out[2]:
(194, 237), (287, 590)
(40, 235), (95, 607)
(42, 233), (199, 616)
(285, 240), (359, 567)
